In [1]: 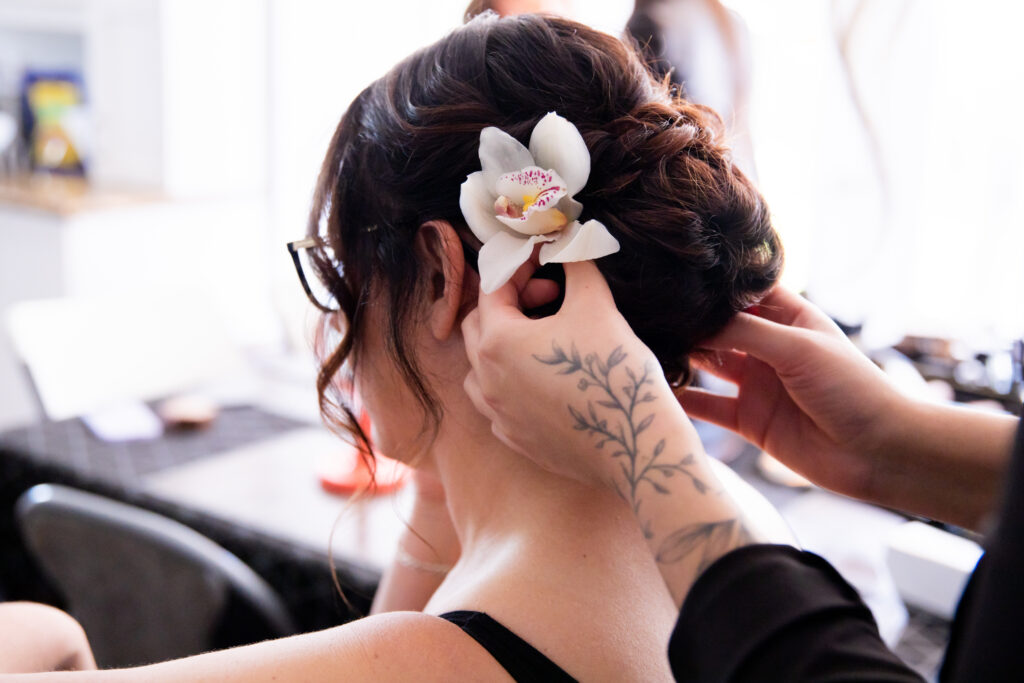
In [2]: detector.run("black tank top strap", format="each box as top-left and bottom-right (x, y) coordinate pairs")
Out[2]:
(438, 610), (578, 683)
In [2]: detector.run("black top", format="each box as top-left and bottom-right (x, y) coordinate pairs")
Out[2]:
(940, 413), (1024, 680)
(439, 610), (577, 683)
(669, 416), (1024, 681)
(669, 545), (924, 681)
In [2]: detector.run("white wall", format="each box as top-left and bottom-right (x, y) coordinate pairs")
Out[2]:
(265, 0), (476, 348)
(0, 26), (83, 97)
(160, 0), (268, 198)
(727, 0), (1024, 344)
(0, 207), (64, 429)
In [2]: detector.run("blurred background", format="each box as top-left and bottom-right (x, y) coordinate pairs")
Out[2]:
(0, 0), (1022, 677)
(0, 0), (1021, 428)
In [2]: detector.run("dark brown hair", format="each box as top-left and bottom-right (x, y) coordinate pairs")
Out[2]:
(308, 13), (782, 453)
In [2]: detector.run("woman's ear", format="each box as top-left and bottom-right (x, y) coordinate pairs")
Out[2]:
(414, 220), (466, 342)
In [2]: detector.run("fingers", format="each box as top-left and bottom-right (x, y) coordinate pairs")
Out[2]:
(699, 311), (811, 368)
(462, 370), (500, 424)
(691, 349), (747, 385)
(477, 259), (540, 326)
(697, 288), (846, 374)
(490, 422), (524, 456)
(560, 260), (615, 312)
(483, 261), (535, 310)
(461, 307), (483, 367)
(465, 369), (526, 459)
(508, 251), (542, 295)
(753, 286), (837, 334)
(474, 259), (616, 347)
(477, 258), (613, 327)
(748, 286), (806, 325)
(521, 277), (560, 309)
(676, 388), (739, 433)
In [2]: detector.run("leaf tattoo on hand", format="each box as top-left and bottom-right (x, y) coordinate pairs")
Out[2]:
(534, 341), (706, 514)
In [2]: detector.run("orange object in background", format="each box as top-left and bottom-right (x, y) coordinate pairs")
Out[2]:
(317, 408), (410, 495)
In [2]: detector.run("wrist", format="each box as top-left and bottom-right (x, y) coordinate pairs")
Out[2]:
(859, 391), (919, 498)
(638, 461), (759, 607)
(868, 397), (1016, 530)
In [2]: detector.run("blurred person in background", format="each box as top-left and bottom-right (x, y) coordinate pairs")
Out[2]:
(625, 0), (757, 188)
(464, 0), (574, 20)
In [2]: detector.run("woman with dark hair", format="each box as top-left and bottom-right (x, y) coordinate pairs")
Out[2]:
(299, 10), (795, 679)
(626, 0), (757, 179)
(5, 13), (797, 680)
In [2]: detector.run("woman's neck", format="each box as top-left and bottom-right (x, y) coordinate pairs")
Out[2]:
(424, 386), (670, 610)
(421, 375), (679, 682)
(433, 396), (624, 550)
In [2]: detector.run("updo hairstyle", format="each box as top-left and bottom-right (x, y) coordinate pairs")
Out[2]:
(308, 13), (782, 452)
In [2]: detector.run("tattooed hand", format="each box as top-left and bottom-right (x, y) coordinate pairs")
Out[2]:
(462, 261), (792, 606)
(532, 341), (705, 510)
(462, 260), (667, 490)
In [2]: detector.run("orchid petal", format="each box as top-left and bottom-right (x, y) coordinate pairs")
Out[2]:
(557, 195), (583, 222)
(494, 206), (568, 236)
(529, 112), (591, 196)
(459, 171), (504, 242)
(538, 219), (620, 265)
(477, 230), (553, 294)
(479, 126), (535, 189)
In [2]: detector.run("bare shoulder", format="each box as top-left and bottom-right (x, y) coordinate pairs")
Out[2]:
(334, 611), (512, 681)
(13, 612), (511, 683)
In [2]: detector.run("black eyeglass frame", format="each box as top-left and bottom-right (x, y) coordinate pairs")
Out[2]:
(287, 234), (481, 314)
(287, 237), (340, 313)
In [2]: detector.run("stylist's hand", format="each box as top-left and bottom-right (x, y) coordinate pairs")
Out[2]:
(462, 260), (668, 488)
(679, 287), (907, 500)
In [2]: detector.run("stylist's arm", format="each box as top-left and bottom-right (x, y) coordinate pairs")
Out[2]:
(462, 261), (779, 607)
(679, 286), (1017, 532)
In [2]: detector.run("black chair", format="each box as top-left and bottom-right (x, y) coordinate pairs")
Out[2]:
(15, 484), (297, 667)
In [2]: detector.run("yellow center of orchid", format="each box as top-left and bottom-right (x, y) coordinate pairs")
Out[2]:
(521, 194), (538, 212)
(529, 207), (568, 234)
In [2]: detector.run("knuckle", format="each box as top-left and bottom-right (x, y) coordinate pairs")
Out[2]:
(476, 335), (506, 366)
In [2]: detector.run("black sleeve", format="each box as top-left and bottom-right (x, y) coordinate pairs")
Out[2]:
(668, 544), (923, 682)
(940, 416), (1024, 681)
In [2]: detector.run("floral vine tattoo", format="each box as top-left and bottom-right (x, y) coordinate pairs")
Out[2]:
(654, 519), (754, 572)
(535, 340), (756, 574)
(533, 341), (706, 519)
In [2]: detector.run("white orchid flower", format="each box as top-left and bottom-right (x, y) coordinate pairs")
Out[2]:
(459, 112), (620, 294)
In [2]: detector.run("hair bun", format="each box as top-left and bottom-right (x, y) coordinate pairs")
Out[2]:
(580, 96), (781, 385)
